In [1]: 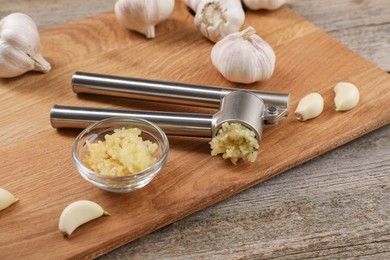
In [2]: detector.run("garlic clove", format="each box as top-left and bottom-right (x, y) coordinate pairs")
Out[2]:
(115, 0), (175, 39)
(0, 12), (51, 78)
(211, 26), (276, 83)
(334, 82), (360, 111)
(295, 93), (324, 121)
(59, 200), (109, 237)
(243, 0), (287, 10)
(0, 188), (18, 211)
(195, 0), (245, 42)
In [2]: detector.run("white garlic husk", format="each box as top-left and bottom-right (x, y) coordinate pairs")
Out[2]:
(182, 0), (202, 12)
(115, 0), (175, 39)
(194, 0), (245, 42)
(334, 82), (360, 111)
(295, 93), (324, 121)
(211, 26), (276, 84)
(0, 12), (51, 78)
(243, 0), (287, 10)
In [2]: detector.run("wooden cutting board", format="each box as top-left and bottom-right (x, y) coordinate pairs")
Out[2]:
(1, 1), (389, 258)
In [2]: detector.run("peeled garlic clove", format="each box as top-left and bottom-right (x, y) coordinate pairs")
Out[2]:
(295, 93), (324, 121)
(243, 0), (287, 10)
(194, 0), (245, 42)
(115, 0), (175, 39)
(0, 188), (18, 211)
(334, 82), (360, 111)
(59, 200), (109, 236)
(0, 12), (51, 78)
(211, 26), (276, 84)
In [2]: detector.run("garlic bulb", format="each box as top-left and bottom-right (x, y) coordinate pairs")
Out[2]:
(334, 82), (360, 111)
(182, 0), (202, 12)
(243, 0), (287, 10)
(295, 93), (324, 121)
(211, 26), (276, 84)
(115, 0), (175, 39)
(194, 0), (245, 42)
(0, 12), (51, 78)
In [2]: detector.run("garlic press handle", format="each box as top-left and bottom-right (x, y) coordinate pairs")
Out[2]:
(72, 72), (290, 113)
(50, 105), (213, 137)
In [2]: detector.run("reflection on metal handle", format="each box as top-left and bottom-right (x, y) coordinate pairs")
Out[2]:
(72, 72), (290, 112)
(50, 105), (213, 137)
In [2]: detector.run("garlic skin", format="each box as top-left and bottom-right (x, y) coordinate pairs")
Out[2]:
(0, 12), (51, 78)
(59, 200), (109, 236)
(334, 82), (360, 111)
(115, 0), (175, 39)
(0, 188), (18, 211)
(243, 0), (287, 10)
(182, 0), (202, 12)
(211, 26), (276, 84)
(295, 93), (324, 121)
(194, 0), (245, 42)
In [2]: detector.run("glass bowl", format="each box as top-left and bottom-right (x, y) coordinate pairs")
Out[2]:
(72, 117), (169, 193)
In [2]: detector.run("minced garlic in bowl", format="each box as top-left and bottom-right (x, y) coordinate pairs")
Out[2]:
(210, 122), (259, 164)
(83, 128), (158, 176)
(73, 117), (169, 192)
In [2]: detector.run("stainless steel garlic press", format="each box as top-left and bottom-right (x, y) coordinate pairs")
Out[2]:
(51, 72), (290, 146)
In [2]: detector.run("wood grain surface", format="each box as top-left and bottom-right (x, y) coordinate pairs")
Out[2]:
(0, 0), (389, 259)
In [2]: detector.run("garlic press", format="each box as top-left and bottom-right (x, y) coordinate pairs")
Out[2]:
(51, 72), (290, 146)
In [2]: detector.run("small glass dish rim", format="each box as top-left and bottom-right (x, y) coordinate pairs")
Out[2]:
(71, 117), (169, 186)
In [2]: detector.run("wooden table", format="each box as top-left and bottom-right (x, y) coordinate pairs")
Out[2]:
(1, 0), (389, 258)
